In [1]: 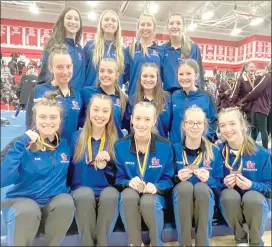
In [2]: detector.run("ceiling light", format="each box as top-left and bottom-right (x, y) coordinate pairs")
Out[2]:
(250, 17), (264, 26)
(202, 11), (214, 20)
(87, 1), (98, 7)
(29, 3), (39, 14)
(188, 23), (198, 31)
(88, 11), (97, 21)
(231, 28), (241, 36)
(148, 2), (159, 14)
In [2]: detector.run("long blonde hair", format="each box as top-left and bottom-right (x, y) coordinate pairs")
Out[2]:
(167, 13), (192, 58)
(218, 107), (256, 155)
(92, 10), (124, 74)
(98, 58), (128, 118)
(182, 106), (215, 162)
(129, 13), (156, 59)
(135, 63), (169, 116)
(73, 94), (118, 162)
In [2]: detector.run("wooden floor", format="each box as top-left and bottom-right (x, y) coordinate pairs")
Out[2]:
(164, 231), (271, 246)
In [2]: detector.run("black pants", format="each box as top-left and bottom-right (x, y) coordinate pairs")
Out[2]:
(267, 108), (272, 136)
(251, 112), (268, 149)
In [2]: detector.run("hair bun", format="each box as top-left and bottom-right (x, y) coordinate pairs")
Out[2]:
(50, 44), (67, 53)
(43, 91), (60, 101)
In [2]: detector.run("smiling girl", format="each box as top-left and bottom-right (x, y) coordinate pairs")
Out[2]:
(38, 7), (85, 90)
(1, 92), (74, 246)
(115, 101), (174, 246)
(26, 45), (82, 144)
(218, 107), (271, 247)
(161, 13), (204, 93)
(169, 59), (217, 144)
(84, 10), (125, 87)
(69, 94), (119, 246)
(172, 106), (223, 247)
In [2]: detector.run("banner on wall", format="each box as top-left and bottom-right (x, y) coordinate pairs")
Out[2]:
(237, 45), (244, 62)
(265, 42), (271, 59)
(10, 26), (23, 45)
(246, 42), (253, 59)
(198, 44), (204, 57)
(83, 32), (95, 46)
(123, 36), (135, 48)
(25, 27), (38, 47)
(205, 45), (215, 61)
(216, 45), (225, 61)
(226, 46), (235, 63)
(1, 25), (8, 44)
(40, 28), (53, 47)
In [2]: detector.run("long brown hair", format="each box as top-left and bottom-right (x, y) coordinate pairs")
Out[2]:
(92, 10), (124, 73)
(135, 63), (168, 116)
(73, 94), (118, 162)
(218, 107), (256, 155)
(44, 7), (83, 51)
(98, 58), (128, 118)
(167, 13), (192, 58)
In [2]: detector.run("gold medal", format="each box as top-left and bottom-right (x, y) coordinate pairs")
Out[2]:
(189, 164), (198, 170)
(26, 133), (59, 151)
(230, 170), (242, 175)
(135, 135), (151, 177)
(138, 181), (145, 193)
(182, 150), (203, 170)
(95, 160), (107, 170)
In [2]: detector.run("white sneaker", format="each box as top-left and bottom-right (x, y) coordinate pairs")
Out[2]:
(11, 115), (16, 119)
(236, 243), (249, 246)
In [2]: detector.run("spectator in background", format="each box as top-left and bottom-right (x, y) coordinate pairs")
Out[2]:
(216, 78), (232, 112)
(12, 67), (38, 119)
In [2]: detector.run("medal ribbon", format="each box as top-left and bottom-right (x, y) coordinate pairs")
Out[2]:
(135, 136), (151, 177)
(87, 131), (106, 165)
(222, 143), (244, 172)
(182, 150), (203, 168)
(26, 133), (59, 151)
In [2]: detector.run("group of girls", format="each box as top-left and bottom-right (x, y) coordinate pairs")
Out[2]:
(1, 6), (271, 247)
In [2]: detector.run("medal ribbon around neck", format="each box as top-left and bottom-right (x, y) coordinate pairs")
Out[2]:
(135, 136), (151, 177)
(223, 143), (244, 172)
(182, 150), (203, 168)
(26, 133), (59, 151)
(86, 131), (106, 165)
(247, 75), (254, 88)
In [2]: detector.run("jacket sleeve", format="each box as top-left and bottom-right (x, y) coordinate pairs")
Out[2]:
(114, 144), (130, 191)
(123, 47), (131, 84)
(206, 92), (218, 142)
(153, 145), (174, 195)
(37, 51), (51, 84)
(250, 152), (271, 198)
(194, 45), (205, 90)
(16, 75), (24, 98)
(1, 134), (31, 188)
(25, 86), (38, 130)
(83, 40), (92, 71)
(229, 77), (242, 107)
(241, 75), (268, 103)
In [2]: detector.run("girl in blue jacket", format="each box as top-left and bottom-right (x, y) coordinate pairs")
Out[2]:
(218, 107), (271, 247)
(26, 44), (82, 144)
(172, 106), (223, 247)
(69, 94), (119, 246)
(169, 59), (217, 144)
(1, 92), (74, 246)
(161, 13), (204, 93)
(124, 13), (164, 96)
(84, 10), (125, 87)
(81, 58), (128, 138)
(38, 7), (85, 90)
(115, 101), (174, 247)
(124, 63), (171, 138)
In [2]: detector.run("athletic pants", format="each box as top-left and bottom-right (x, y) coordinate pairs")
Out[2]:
(251, 112), (269, 149)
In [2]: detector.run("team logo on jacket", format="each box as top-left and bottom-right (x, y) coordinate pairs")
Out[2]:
(78, 53), (82, 61)
(149, 157), (162, 168)
(72, 100), (80, 110)
(243, 160), (257, 171)
(60, 153), (69, 163)
(152, 50), (158, 56)
(203, 160), (212, 170)
(115, 98), (121, 106)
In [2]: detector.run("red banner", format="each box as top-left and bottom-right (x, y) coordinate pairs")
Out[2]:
(215, 45), (225, 61)
(265, 42), (271, 59)
(123, 36), (135, 48)
(1, 25), (8, 44)
(40, 28), (53, 47)
(246, 42), (253, 59)
(83, 32), (95, 46)
(255, 41), (265, 59)
(205, 45), (215, 61)
(237, 45), (244, 62)
(198, 44), (204, 57)
(10, 26), (23, 45)
(226, 46), (235, 63)
(25, 27), (38, 47)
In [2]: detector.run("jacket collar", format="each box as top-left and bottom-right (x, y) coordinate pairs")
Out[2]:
(130, 133), (156, 154)
(46, 80), (75, 98)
